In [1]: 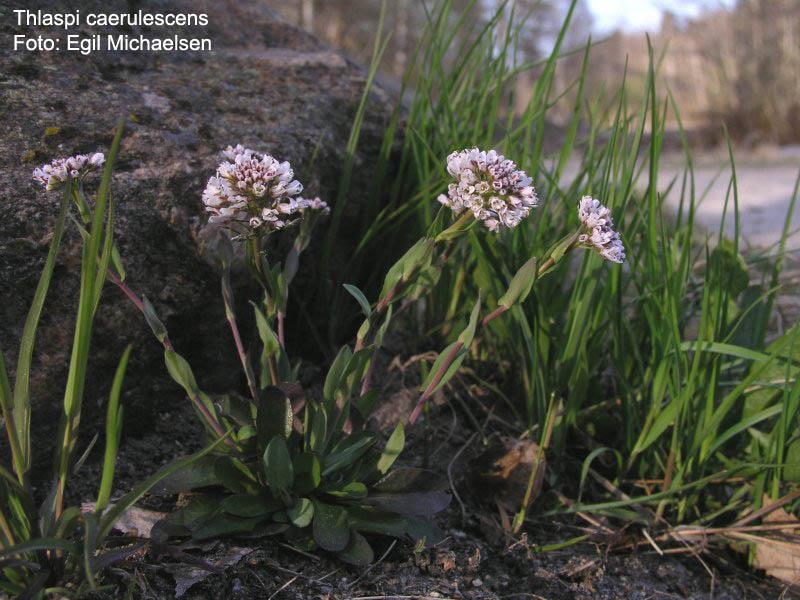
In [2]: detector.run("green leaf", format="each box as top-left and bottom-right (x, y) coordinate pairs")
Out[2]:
(151, 455), (218, 495)
(346, 506), (442, 541)
(434, 213), (474, 242)
(326, 482), (368, 499)
(12, 180), (70, 473)
(110, 245), (126, 280)
(632, 396), (681, 455)
(312, 501), (350, 551)
(96, 345), (131, 512)
(346, 507), (407, 537)
(99, 433), (227, 540)
(377, 423), (405, 474)
(308, 407), (327, 454)
(253, 304), (281, 357)
(709, 237), (749, 297)
(343, 284), (372, 318)
(785, 438), (800, 481)
(214, 456), (259, 495)
(457, 295), (482, 346)
(153, 494), (223, 540)
(498, 256), (538, 308)
(337, 530), (374, 565)
(0, 537), (79, 560)
(355, 390), (379, 420)
(263, 436), (294, 494)
(142, 297), (168, 344)
(221, 494), (282, 518)
(548, 231), (579, 264)
(293, 454), (322, 495)
(379, 239), (435, 299)
(192, 514), (264, 541)
(287, 498), (314, 527)
(419, 341), (468, 396)
(82, 512), (99, 589)
(366, 492), (451, 517)
(323, 434), (376, 476)
(164, 349), (199, 396)
(257, 386), (293, 446)
(679, 341), (773, 363)
(324, 346), (353, 405)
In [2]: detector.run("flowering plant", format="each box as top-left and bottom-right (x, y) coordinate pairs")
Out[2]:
(109, 143), (625, 563)
(13, 137), (625, 570)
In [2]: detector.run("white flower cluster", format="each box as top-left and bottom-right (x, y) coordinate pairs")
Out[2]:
(32, 152), (105, 191)
(577, 196), (626, 263)
(437, 148), (538, 231)
(202, 145), (328, 233)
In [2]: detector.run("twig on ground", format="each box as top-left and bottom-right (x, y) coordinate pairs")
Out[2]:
(267, 575), (298, 600)
(346, 539), (397, 590)
(448, 431), (477, 521)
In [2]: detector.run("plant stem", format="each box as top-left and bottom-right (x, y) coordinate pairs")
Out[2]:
(108, 273), (238, 451)
(277, 310), (286, 347)
(409, 250), (565, 425)
(512, 398), (558, 533)
(226, 311), (260, 404)
(250, 236), (266, 281)
(409, 341), (464, 424)
(107, 270), (174, 350)
(187, 390), (239, 452)
(248, 235), (282, 384)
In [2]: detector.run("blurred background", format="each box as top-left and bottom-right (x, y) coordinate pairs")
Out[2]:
(274, 0), (800, 247)
(274, 0), (799, 145)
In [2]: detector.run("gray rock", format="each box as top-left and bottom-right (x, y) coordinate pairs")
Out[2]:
(0, 0), (393, 468)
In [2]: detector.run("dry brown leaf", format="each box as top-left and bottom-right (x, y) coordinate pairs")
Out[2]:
(472, 437), (545, 511)
(166, 546), (253, 598)
(81, 502), (166, 538)
(752, 496), (800, 585)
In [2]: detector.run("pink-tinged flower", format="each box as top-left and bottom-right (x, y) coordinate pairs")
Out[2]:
(577, 196), (626, 263)
(202, 145), (327, 235)
(437, 148), (538, 231)
(32, 152), (105, 191)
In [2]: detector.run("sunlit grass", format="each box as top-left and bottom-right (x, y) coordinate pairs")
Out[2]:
(333, 0), (800, 536)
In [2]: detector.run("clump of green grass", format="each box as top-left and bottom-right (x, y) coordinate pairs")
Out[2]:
(333, 0), (800, 543)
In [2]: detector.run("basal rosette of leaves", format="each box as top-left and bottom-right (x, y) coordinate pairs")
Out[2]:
(147, 384), (448, 565)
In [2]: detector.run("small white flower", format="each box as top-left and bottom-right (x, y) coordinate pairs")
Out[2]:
(298, 197), (331, 215)
(438, 148), (538, 231)
(32, 152), (105, 191)
(252, 182), (266, 197)
(577, 196), (626, 263)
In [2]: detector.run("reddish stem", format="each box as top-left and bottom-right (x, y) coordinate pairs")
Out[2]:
(226, 313), (260, 405)
(109, 271), (238, 450)
(187, 391), (238, 452)
(481, 305), (508, 328)
(408, 341), (463, 425)
(277, 310), (286, 348)
(107, 269), (174, 350)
